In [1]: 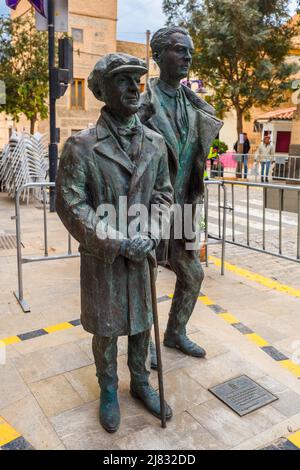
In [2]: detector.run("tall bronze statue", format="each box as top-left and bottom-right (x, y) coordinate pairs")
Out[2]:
(56, 53), (173, 433)
(139, 27), (223, 367)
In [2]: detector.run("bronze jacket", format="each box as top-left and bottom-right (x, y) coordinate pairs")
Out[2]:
(139, 78), (223, 262)
(56, 115), (173, 337)
(139, 78), (223, 204)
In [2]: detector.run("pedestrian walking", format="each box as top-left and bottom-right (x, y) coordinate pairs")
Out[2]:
(255, 135), (275, 183)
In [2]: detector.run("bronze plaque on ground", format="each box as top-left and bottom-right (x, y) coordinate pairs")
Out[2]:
(209, 375), (278, 416)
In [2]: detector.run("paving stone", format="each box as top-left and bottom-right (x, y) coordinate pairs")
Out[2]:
(272, 390), (300, 418)
(160, 369), (212, 415)
(14, 342), (92, 383)
(188, 330), (229, 359)
(241, 405), (286, 435)
(188, 398), (254, 447)
(256, 376), (288, 395)
(29, 374), (84, 417)
(0, 362), (30, 409)
(50, 394), (154, 450)
(0, 394), (62, 450)
(183, 351), (265, 390)
(114, 411), (227, 450)
(64, 365), (100, 403)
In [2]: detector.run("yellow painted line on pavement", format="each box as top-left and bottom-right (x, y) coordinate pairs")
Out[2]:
(218, 313), (239, 324)
(0, 320), (79, 346)
(198, 294), (300, 379)
(0, 417), (20, 447)
(199, 295), (215, 306)
(2, 336), (21, 346)
(279, 360), (300, 378)
(288, 430), (300, 448)
(44, 322), (73, 334)
(209, 256), (300, 298)
(0, 416), (32, 449)
(245, 333), (270, 348)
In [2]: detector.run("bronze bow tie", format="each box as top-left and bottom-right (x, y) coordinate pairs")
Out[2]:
(118, 126), (139, 137)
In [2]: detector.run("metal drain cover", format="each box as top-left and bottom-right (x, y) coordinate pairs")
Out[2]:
(0, 234), (17, 250)
(209, 375), (278, 416)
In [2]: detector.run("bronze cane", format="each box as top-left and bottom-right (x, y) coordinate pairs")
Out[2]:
(148, 257), (167, 428)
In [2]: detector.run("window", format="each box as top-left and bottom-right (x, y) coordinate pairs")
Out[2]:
(72, 28), (83, 43)
(71, 79), (85, 109)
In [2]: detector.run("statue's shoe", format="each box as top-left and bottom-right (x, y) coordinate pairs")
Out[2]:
(99, 390), (120, 433)
(163, 333), (207, 358)
(130, 385), (173, 421)
(150, 340), (158, 370)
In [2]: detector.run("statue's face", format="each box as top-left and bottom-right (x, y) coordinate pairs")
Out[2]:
(158, 33), (194, 80)
(104, 72), (141, 118)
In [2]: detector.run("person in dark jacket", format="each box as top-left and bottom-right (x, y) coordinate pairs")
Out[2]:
(234, 132), (251, 179)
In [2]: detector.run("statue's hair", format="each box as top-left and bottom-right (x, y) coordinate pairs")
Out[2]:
(150, 26), (190, 61)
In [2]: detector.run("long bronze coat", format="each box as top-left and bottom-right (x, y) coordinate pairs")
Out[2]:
(139, 78), (223, 263)
(56, 116), (173, 337)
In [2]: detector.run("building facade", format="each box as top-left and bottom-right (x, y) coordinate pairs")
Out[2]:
(2, 0), (118, 148)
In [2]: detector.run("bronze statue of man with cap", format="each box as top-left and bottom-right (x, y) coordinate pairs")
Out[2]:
(55, 53), (173, 433)
(139, 27), (223, 367)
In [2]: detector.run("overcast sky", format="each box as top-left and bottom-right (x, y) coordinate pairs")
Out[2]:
(117, 0), (166, 43)
(0, 0), (298, 43)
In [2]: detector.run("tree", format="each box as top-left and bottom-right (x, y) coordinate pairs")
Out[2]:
(0, 10), (48, 134)
(163, 0), (300, 140)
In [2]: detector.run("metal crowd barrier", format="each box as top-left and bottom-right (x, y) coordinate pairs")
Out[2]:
(204, 180), (227, 275)
(12, 181), (228, 313)
(12, 182), (79, 313)
(210, 180), (300, 264)
(208, 153), (300, 184)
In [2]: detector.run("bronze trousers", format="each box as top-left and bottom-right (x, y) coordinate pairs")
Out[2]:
(166, 238), (204, 336)
(92, 329), (151, 393)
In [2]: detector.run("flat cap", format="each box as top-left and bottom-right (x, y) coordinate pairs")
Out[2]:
(88, 53), (148, 101)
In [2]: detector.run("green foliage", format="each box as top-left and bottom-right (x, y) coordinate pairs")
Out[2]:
(0, 10), (49, 133)
(211, 138), (228, 154)
(163, 0), (300, 138)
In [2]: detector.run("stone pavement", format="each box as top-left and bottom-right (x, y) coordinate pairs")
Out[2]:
(1, 192), (300, 450)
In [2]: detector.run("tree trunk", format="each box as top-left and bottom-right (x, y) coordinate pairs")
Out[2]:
(30, 116), (36, 135)
(235, 107), (244, 178)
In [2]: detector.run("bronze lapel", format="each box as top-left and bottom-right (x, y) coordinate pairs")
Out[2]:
(94, 120), (135, 175)
(128, 131), (156, 196)
(146, 82), (179, 171)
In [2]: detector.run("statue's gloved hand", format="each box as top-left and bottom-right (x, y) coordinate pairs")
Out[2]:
(120, 237), (154, 263)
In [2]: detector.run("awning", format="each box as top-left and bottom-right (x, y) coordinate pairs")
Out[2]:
(256, 107), (297, 122)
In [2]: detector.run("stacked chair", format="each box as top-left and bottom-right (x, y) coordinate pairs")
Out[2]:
(0, 132), (48, 203)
